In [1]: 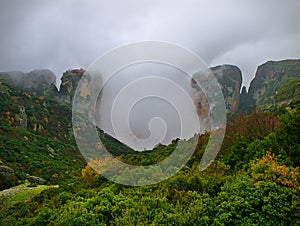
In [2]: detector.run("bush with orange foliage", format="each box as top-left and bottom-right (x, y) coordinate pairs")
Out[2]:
(250, 151), (299, 190)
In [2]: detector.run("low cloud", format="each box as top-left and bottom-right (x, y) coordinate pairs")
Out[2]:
(1, 0), (299, 149)
(0, 0), (299, 87)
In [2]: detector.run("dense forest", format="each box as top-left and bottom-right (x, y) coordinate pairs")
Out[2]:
(0, 74), (300, 225)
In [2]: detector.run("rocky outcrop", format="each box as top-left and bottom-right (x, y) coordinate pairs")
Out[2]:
(247, 59), (300, 109)
(191, 72), (211, 131)
(192, 65), (242, 115)
(0, 69), (56, 96)
(1, 59), (299, 117)
(58, 69), (85, 105)
(25, 174), (46, 185)
(16, 106), (28, 129)
(211, 65), (242, 114)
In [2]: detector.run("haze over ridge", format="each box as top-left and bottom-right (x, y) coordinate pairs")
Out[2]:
(0, 0), (300, 88)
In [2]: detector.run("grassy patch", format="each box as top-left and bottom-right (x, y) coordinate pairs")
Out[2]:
(0, 183), (59, 208)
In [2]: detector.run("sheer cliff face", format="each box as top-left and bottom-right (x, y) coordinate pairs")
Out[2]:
(58, 69), (84, 105)
(58, 69), (103, 121)
(192, 65), (242, 115)
(248, 59), (300, 109)
(0, 69), (56, 95)
(211, 65), (242, 114)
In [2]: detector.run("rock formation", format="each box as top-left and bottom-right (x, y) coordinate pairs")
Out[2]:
(246, 59), (300, 110)
(16, 106), (28, 129)
(58, 69), (85, 105)
(192, 65), (242, 115)
(211, 65), (242, 114)
(25, 174), (46, 185)
(0, 69), (56, 95)
(1, 59), (299, 117)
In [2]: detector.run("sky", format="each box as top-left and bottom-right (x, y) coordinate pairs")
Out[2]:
(0, 0), (300, 89)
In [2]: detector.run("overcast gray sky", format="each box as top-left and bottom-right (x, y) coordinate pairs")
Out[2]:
(1, 0), (300, 88)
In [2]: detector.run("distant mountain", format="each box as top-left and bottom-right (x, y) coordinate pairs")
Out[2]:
(241, 59), (300, 112)
(1, 59), (300, 116)
(0, 69), (56, 96)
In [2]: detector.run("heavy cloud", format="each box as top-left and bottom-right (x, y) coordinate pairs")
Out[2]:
(0, 0), (299, 87)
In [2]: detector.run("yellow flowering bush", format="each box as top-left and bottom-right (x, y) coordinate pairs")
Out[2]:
(250, 151), (299, 189)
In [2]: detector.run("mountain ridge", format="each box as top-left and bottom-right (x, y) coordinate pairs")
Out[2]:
(1, 59), (299, 115)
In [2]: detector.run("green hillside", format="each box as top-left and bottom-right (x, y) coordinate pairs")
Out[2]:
(0, 76), (300, 225)
(0, 83), (137, 190)
(1, 99), (300, 224)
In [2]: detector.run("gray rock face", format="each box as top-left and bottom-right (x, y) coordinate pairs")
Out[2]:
(211, 65), (242, 114)
(0, 69), (56, 95)
(247, 59), (300, 110)
(16, 106), (28, 129)
(192, 65), (242, 115)
(191, 72), (211, 131)
(58, 69), (84, 105)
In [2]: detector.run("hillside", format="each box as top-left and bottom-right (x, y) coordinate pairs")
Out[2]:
(0, 101), (299, 225)
(0, 82), (136, 191)
(0, 82), (84, 190)
(0, 63), (300, 224)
